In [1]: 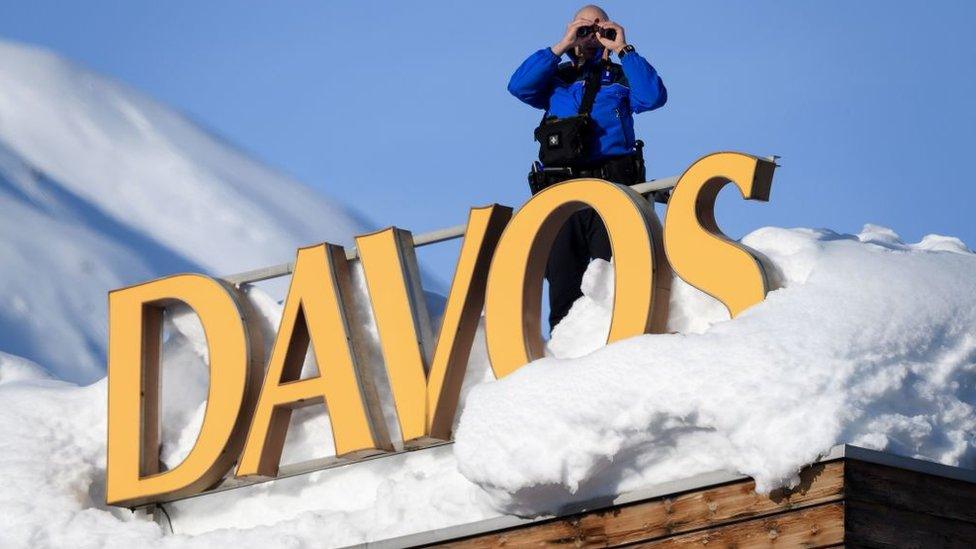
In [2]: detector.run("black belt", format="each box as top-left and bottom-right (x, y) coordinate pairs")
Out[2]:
(526, 142), (669, 203)
(528, 145), (645, 194)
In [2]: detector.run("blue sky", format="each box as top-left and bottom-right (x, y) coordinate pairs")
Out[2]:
(2, 1), (974, 287)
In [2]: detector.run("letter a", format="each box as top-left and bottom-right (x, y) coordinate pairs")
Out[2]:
(236, 243), (392, 478)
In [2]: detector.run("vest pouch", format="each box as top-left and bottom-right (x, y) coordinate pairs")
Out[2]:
(534, 115), (591, 166)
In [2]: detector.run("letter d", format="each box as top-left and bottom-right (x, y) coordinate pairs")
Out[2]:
(106, 274), (263, 507)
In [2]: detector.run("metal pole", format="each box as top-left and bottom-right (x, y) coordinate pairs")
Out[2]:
(221, 175), (681, 286)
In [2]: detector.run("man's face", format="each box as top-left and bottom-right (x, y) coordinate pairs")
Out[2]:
(574, 11), (605, 60)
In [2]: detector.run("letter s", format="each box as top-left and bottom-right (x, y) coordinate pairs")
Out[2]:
(664, 152), (776, 318)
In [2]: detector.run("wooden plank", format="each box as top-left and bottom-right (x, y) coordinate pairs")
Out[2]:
(845, 459), (976, 525)
(390, 452), (976, 548)
(581, 461), (844, 546)
(845, 499), (976, 548)
(639, 502), (845, 548)
(437, 462), (844, 548)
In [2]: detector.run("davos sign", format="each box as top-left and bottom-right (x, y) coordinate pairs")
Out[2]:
(106, 152), (776, 507)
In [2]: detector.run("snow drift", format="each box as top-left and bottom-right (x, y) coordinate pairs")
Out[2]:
(1, 224), (974, 548)
(0, 40), (368, 382)
(455, 225), (976, 514)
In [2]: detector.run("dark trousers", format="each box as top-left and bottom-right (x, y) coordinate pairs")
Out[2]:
(538, 150), (646, 330)
(545, 208), (611, 330)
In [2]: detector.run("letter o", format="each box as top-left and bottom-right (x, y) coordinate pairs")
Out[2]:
(484, 179), (668, 379)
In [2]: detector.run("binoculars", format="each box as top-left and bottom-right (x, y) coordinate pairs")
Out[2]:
(576, 25), (617, 41)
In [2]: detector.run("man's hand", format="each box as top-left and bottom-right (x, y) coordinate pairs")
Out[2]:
(551, 18), (594, 56)
(597, 21), (627, 54)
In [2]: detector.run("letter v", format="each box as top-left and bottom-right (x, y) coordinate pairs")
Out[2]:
(356, 205), (511, 444)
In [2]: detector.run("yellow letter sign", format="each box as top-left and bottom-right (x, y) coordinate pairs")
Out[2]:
(236, 243), (392, 478)
(484, 178), (671, 379)
(107, 274), (263, 507)
(357, 205), (511, 442)
(664, 152), (776, 317)
(105, 151), (778, 507)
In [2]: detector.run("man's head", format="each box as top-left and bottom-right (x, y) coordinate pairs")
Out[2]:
(575, 4), (609, 22)
(572, 5), (611, 61)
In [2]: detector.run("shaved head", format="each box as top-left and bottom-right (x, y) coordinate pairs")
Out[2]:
(570, 4), (611, 62)
(575, 4), (609, 22)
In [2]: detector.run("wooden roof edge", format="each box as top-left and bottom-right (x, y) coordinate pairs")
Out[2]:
(350, 444), (976, 549)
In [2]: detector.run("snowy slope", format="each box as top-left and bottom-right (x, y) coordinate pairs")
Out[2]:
(0, 40), (368, 383)
(0, 224), (973, 548)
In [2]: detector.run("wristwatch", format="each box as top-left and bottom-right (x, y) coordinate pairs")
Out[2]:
(618, 44), (635, 58)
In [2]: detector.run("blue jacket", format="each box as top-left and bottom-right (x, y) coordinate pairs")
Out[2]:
(508, 47), (667, 163)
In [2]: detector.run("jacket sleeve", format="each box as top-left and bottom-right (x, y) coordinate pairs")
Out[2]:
(620, 51), (667, 113)
(507, 48), (561, 110)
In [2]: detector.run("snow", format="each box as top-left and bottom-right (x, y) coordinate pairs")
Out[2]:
(455, 226), (976, 514)
(0, 40), (368, 383)
(1, 224), (975, 548)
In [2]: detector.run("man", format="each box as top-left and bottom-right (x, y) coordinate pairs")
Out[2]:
(508, 4), (667, 330)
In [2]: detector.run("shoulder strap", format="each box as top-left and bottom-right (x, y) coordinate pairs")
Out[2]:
(538, 61), (603, 122)
(578, 61), (604, 116)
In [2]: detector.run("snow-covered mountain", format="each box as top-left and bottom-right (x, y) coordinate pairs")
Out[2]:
(0, 40), (369, 383)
